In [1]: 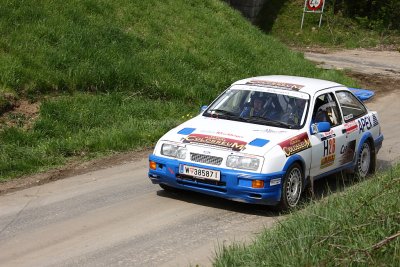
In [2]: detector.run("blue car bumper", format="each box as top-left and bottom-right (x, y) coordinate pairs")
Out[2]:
(375, 134), (384, 152)
(148, 155), (284, 205)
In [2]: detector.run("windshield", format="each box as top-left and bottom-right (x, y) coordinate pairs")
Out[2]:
(203, 86), (310, 129)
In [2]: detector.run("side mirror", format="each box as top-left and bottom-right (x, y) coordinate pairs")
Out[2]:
(311, 122), (331, 134)
(200, 105), (208, 113)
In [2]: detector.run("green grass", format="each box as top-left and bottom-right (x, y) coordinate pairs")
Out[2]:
(213, 166), (400, 266)
(258, 0), (400, 49)
(0, 0), (358, 180)
(0, 92), (189, 180)
(0, 0), (355, 100)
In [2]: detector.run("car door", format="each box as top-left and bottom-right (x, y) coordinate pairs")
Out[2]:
(335, 90), (369, 167)
(309, 91), (346, 178)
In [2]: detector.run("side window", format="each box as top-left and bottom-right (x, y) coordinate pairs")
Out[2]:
(336, 91), (367, 122)
(312, 93), (342, 127)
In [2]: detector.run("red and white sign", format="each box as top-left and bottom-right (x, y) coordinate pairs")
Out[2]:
(307, 0), (324, 11)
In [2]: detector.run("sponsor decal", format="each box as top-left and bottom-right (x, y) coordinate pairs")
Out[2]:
(246, 80), (305, 91)
(358, 116), (372, 133)
(253, 128), (287, 133)
(182, 133), (246, 151)
(372, 113), (379, 127)
(320, 129), (336, 141)
(320, 138), (336, 169)
(344, 120), (358, 135)
(344, 114), (353, 121)
(216, 131), (244, 139)
(320, 154), (335, 168)
(279, 132), (311, 157)
(339, 140), (356, 165)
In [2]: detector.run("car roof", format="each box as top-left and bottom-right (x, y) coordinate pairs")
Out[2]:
(231, 75), (345, 96)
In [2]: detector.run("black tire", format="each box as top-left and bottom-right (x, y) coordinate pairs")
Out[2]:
(277, 163), (303, 211)
(355, 141), (372, 179)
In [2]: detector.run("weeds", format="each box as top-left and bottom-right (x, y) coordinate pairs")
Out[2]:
(213, 166), (400, 266)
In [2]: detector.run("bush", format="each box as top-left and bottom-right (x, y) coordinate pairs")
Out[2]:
(332, 0), (400, 31)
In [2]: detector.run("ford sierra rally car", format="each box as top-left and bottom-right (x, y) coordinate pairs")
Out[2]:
(148, 75), (383, 210)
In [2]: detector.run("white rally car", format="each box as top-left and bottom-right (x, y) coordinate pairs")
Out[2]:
(148, 75), (383, 210)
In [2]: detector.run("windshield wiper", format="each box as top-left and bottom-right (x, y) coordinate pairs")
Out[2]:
(265, 119), (294, 129)
(207, 109), (237, 116)
(206, 109), (248, 122)
(245, 116), (294, 128)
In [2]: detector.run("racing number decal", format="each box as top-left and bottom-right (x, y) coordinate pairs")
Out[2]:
(307, 0), (324, 11)
(320, 138), (335, 168)
(324, 138), (336, 156)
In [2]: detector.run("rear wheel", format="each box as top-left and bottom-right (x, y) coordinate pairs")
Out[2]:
(355, 141), (372, 179)
(277, 163), (303, 211)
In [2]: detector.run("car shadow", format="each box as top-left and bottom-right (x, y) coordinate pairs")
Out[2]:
(156, 159), (392, 215)
(156, 189), (279, 217)
(302, 158), (393, 204)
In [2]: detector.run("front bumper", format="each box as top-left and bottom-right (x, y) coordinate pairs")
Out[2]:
(148, 154), (284, 205)
(375, 134), (384, 153)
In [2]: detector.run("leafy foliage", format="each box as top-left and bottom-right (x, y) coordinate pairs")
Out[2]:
(259, 0), (400, 48)
(332, 0), (400, 31)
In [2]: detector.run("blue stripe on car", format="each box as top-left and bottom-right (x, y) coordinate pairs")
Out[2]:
(249, 138), (270, 147)
(177, 128), (196, 135)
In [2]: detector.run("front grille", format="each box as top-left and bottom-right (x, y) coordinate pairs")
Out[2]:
(190, 153), (223, 166)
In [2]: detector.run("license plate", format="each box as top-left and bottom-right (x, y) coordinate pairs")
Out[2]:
(179, 165), (220, 181)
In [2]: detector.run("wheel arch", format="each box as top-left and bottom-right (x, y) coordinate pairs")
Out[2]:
(283, 154), (306, 181)
(356, 132), (376, 175)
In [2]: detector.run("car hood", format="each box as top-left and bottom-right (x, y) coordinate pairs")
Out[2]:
(160, 115), (305, 156)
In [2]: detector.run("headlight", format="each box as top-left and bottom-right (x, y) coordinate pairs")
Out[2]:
(161, 143), (187, 159)
(226, 155), (260, 171)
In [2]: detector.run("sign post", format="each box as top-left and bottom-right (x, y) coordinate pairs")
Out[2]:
(301, 0), (325, 29)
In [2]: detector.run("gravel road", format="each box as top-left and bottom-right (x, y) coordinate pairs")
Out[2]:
(0, 160), (280, 266)
(304, 49), (400, 78)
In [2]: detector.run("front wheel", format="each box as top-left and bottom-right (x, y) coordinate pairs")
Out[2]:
(277, 163), (303, 211)
(355, 141), (373, 179)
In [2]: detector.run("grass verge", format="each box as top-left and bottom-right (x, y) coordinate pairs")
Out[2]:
(213, 165), (400, 266)
(0, 0), (357, 180)
(0, 93), (190, 181)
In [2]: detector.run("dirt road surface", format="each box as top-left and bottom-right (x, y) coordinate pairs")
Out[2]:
(1, 49), (400, 267)
(304, 49), (400, 78)
(0, 160), (280, 266)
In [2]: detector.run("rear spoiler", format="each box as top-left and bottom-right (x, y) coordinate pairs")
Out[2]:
(348, 88), (375, 102)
